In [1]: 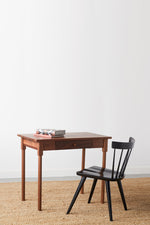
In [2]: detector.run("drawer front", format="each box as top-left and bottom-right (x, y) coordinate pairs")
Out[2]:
(55, 139), (93, 150)
(41, 140), (55, 150)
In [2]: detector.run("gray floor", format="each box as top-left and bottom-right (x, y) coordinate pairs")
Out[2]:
(0, 174), (150, 183)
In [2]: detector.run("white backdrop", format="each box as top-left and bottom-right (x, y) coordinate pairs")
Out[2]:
(0, 0), (150, 178)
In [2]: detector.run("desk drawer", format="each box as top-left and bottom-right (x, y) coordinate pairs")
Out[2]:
(55, 139), (93, 150)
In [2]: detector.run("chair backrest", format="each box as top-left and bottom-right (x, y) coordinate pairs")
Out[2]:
(111, 137), (135, 179)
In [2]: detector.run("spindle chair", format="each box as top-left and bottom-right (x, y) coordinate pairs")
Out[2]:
(67, 137), (135, 221)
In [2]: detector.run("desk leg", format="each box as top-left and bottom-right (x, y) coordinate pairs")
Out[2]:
(38, 149), (43, 211)
(81, 148), (86, 194)
(101, 139), (108, 204)
(21, 143), (26, 201)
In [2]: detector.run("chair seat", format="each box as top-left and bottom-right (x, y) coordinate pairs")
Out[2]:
(77, 166), (124, 181)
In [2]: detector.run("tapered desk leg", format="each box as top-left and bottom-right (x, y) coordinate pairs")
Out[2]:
(21, 142), (26, 201)
(38, 149), (43, 211)
(81, 148), (86, 194)
(101, 139), (108, 204)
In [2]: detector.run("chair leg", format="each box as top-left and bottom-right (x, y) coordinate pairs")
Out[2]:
(88, 178), (97, 203)
(105, 181), (113, 221)
(117, 180), (127, 210)
(67, 177), (86, 214)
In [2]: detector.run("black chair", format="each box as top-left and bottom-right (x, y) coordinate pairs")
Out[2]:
(67, 137), (135, 221)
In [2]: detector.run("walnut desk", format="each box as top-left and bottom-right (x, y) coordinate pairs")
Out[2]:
(17, 132), (111, 211)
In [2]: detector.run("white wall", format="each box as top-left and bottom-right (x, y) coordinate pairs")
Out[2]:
(0, 0), (150, 178)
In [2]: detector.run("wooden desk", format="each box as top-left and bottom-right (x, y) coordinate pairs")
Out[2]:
(17, 132), (111, 211)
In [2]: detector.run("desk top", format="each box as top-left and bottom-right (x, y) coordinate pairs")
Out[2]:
(18, 132), (112, 142)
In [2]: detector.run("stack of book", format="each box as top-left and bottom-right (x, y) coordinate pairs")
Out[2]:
(35, 129), (66, 138)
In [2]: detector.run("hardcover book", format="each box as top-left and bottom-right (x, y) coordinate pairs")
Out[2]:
(35, 129), (65, 137)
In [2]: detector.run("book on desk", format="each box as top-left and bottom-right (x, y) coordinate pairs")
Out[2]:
(34, 129), (66, 138)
